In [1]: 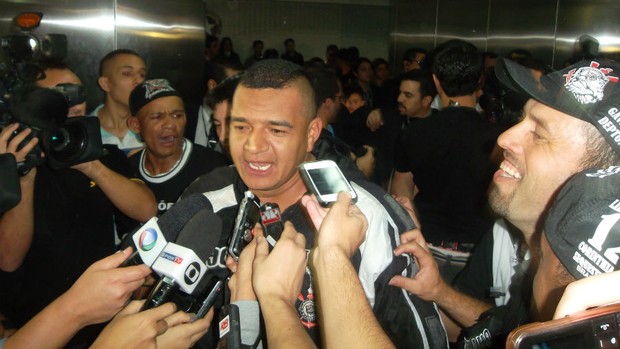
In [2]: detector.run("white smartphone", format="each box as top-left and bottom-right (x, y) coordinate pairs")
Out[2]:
(299, 160), (357, 206)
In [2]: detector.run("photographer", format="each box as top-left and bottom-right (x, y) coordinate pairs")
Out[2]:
(0, 61), (157, 347)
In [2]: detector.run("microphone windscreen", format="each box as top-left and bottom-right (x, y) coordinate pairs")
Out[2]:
(175, 208), (223, 262)
(158, 194), (213, 242)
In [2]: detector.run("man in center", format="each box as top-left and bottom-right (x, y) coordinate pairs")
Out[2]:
(182, 59), (447, 348)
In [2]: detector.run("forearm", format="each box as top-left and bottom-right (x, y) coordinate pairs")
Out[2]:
(313, 248), (395, 349)
(435, 285), (493, 328)
(4, 293), (83, 349)
(259, 298), (315, 349)
(82, 161), (156, 221)
(0, 174), (35, 271)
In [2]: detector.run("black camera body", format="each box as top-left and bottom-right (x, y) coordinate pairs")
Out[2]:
(0, 12), (102, 175)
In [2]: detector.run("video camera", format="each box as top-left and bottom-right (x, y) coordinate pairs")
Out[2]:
(0, 12), (102, 176)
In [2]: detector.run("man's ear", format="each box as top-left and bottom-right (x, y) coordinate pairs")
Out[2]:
(98, 76), (110, 92)
(432, 74), (444, 94)
(127, 115), (141, 134)
(207, 79), (217, 93)
(306, 117), (322, 152)
(422, 95), (433, 108)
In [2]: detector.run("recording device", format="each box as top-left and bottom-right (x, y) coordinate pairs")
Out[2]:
(228, 190), (261, 261)
(299, 159), (357, 206)
(191, 276), (226, 321)
(0, 153), (20, 213)
(260, 202), (284, 249)
(506, 302), (620, 349)
(141, 208), (222, 311)
(0, 12), (101, 175)
(219, 303), (242, 349)
(120, 193), (215, 267)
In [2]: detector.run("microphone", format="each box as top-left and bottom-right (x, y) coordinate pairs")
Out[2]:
(121, 193), (214, 267)
(141, 208), (223, 310)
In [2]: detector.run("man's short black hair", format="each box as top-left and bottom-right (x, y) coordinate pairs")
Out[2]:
(343, 83), (365, 99)
(239, 59), (316, 119)
(353, 57), (372, 74)
(206, 74), (242, 110)
(403, 47), (427, 62)
(253, 40), (264, 48)
(264, 49), (278, 59)
(303, 63), (339, 109)
(431, 39), (482, 97)
(38, 59), (70, 72)
(401, 70), (437, 98)
(372, 58), (388, 71)
(98, 48), (142, 77)
(284, 38), (295, 46)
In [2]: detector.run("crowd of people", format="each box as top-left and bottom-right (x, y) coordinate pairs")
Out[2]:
(0, 29), (620, 349)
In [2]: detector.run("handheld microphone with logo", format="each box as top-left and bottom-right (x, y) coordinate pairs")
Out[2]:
(121, 193), (214, 267)
(141, 208), (223, 311)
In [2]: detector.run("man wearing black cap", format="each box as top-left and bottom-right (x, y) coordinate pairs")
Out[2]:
(389, 57), (620, 347)
(128, 79), (228, 216)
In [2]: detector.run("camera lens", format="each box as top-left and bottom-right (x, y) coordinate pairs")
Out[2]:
(49, 127), (70, 152)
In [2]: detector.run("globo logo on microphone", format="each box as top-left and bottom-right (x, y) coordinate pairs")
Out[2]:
(184, 262), (201, 285)
(139, 228), (158, 251)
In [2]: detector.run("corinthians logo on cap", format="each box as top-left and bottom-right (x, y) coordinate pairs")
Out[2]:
(564, 61), (619, 105)
(143, 79), (175, 99)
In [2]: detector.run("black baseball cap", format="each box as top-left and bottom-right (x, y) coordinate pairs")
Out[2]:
(544, 165), (620, 280)
(129, 79), (181, 116)
(495, 58), (620, 156)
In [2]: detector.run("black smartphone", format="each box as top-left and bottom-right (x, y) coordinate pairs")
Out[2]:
(228, 190), (261, 261)
(299, 160), (357, 206)
(192, 277), (225, 321)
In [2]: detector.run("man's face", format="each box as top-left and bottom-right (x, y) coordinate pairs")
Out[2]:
(100, 54), (146, 107)
(374, 63), (389, 83)
(213, 100), (231, 153)
(229, 84), (320, 199)
(37, 68), (86, 117)
(397, 80), (427, 118)
(532, 233), (575, 321)
(326, 81), (343, 123)
(207, 41), (220, 57)
(356, 61), (373, 84)
(488, 100), (592, 234)
(129, 96), (186, 159)
(286, 41), (295, 53)
(253, 43), (264, 56)
(345, 93), (365, 114)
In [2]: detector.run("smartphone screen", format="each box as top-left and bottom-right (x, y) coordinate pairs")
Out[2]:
(307, 166), (353, 195)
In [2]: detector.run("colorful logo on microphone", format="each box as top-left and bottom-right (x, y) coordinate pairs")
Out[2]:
(138, 228), (158, 251)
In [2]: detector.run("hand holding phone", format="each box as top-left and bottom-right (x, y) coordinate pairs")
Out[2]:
(299, 160), (357, 206)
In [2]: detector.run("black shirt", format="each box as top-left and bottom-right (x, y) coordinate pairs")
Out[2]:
(129, 139), (229, 216)
(394, 106), (504, 243)
(0, 145), (138, 347)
